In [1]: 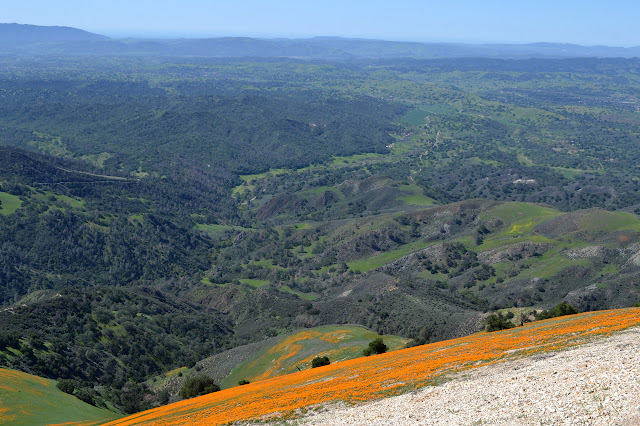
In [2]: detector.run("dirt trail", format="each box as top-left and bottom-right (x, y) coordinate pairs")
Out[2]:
(56, 166), (133, 181)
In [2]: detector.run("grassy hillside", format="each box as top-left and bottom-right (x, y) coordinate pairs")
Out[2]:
(101, 308), (640, 425)
(0, 192), (22, 215)
(221, 325), (408, 388)
(0, 368), (119, 426)
(148, 325), (408, 402)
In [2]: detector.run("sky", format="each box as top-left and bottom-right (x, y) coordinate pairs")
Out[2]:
(3, 0), (639, 46)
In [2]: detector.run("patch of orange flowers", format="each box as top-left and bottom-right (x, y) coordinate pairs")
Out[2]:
(0, 367), (49, 392)
(247, 329), (338, 381)
(101, 308), (640, 426)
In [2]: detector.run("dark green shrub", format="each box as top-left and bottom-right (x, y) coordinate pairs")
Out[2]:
(56, 379), (77, 395)
(157, 389), (170, 405)
(179, 376), (220, 399)
(535, 302), (578, 321)
(486, 312), (515, 332)
(311, 356), (330, 368)
(363, 338), (387, 356)
(238, 379), (250, 385)
(94, 308), (115, 324)
(75, 387), (98, 406)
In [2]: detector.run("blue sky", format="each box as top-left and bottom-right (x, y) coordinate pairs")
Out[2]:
(3, 1), (639, 46)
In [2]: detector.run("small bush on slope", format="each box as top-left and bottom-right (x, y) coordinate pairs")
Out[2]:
(179, 376), (220, 399)
(56, 379), (76, 395)
(486, 312), (515, 332)
(535, 302), (578, 321)
(363, 338), (388, 356)
(311, 356), (330, 368)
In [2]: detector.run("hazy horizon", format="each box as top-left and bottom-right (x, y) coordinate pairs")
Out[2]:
(4, 1), (640, 47)
(4, 22), (640, 49)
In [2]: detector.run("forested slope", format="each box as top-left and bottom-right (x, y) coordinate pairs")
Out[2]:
(2, 55), (640, 416)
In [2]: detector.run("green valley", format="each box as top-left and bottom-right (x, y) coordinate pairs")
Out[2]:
(1, 44), (640, 420)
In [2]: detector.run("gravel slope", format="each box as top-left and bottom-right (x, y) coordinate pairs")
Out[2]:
(298, 328), (640, 425)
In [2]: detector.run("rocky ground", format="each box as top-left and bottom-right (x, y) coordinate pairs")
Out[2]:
(294, 327), (640, 425)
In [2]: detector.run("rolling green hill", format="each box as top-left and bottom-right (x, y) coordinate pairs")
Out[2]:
(221, 325), (407, 388)
(148, 325), (408, 402)
(0, 368), (119, 425)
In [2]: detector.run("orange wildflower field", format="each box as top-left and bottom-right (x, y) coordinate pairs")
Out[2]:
(102, 308), (640, 426)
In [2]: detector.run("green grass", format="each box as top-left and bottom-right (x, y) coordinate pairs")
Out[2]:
(484, 202), (560, 226)
(249, 259), (277, 268)
(79, 152), (114, 168)
(221, 325), (409, 389)
(513, 249), (592, 280)
(239, 168), (289, 183)
(332, 152), (384, 165)
(483, 247), (594, 285)
(550, 166), (590, 179)
(279, 285), (317, 301)
(593, 263), (620, 279)
(516, 153), (592, 180)
(0, 367), (119, 425)
(28, 133), (73, 157)
(196, 223), (250, 235)
(200, 277), (229, 287)
(475, 205), (640, 252)
(129, 214), (144, 225)
(576, 210), (640, 233)
(400, 104), (457, 125)
(396, 184), (436, 206)
(516, 153), (535, 167)
(30, 191), (85, 209)
(0, 192), (22, 215)
(348, 240), (437, 273)
(400, 108), (432, 125)
(55, 194), (85, 209)
(470, 156), (502, 167)
(239, 278), (270, 288)
(416, 270), (449, 282)
(477, 234), (557, 251)
(233, 168), (291, 196)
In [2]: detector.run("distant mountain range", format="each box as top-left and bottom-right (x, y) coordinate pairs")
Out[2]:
(0, 23), (108, 44)
(1, 23), (640, 60)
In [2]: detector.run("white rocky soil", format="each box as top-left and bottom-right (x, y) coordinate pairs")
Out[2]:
(296, 328), (640, 425)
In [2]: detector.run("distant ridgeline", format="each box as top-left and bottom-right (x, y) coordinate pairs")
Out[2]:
(1, 23), (640, 58)
(0, 23), (108, 44)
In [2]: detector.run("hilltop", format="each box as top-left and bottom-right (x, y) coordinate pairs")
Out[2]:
(0, 23), (108, 44)
(302, 327), (640, 425)
(100, 308), (640, 425)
